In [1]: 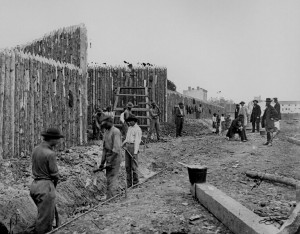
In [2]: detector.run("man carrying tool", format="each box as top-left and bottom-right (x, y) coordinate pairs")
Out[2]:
(98, 115), (122, 199)
(147, 102), (161, 141)
(122, 115), (142, 188)
(26, 128), (64, 234)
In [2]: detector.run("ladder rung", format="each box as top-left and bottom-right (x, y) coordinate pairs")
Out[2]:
(120, 87), (152, 89)
(114, 124), (150, 128)
(116, 94), (148, 97)
(114, 115), (150, 119)
(114, 108), (149, 111)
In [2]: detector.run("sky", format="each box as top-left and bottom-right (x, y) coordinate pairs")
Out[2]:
(0, 0), (299, 103)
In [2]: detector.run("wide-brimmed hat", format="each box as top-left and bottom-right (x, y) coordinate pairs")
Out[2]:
(126, 114), (138, 122)
(253, 100), (258, 103)
(99, 115), (113, 123)
(240, 101), (245, 105)
(265, 98), (272, 102)
(41, 128), (64, 139)
(127, 102), (134, 108)
(178, 102), (183, 105)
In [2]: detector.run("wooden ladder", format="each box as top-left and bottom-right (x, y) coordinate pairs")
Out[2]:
(113, 87), (151, 129)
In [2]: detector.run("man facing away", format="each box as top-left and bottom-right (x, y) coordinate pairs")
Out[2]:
(122, 115), (142, 188)
(175, 102), (185, 137)
(262, 98), (278, 146)
(226, 114), (248, 142)
(27, 128), (64, 234)
(147, 102), (161, 141)
(250, 100), (261, 133)
(98, 115), (122, 199)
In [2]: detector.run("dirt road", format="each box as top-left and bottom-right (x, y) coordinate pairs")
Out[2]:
(54, 119), (300, 234)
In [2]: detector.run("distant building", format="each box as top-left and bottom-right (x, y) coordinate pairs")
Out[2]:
(280, 101), (300, 114)
(183, 86), (207, 101)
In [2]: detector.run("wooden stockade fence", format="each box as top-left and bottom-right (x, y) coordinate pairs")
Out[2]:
(0, 50), (87, 159)
(87, 66), (167, 126)
(167, 90), (225, 123)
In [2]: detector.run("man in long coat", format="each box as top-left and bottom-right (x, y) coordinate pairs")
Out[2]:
(27, 128), (64, 233)
(238, 101), (249, 127)
(175, 102), (185, 137)
(262, 98), (278, 146)
(273, 97), (281, 133)
(250, 100), (261, 133)
(234, 104), (240, 119)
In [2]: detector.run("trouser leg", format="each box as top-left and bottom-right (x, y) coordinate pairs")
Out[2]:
(252, 122), (255, 132)
(125, 151), (132, 188)
(256, 120), (260, 132)
(155, 119), (160, 140)
(29, 180), (56, 234)
(241, 129), (247, 141)
(267, 131), (271, 142)
(176, 121), (180, 137)
(126, 144), (139, 185)
(147, 120), (155, 139)
(106, 163), (120, 199)
(178, 119), (183, 136)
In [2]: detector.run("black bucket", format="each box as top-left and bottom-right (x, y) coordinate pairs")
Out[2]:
(187, 166), (207, 184)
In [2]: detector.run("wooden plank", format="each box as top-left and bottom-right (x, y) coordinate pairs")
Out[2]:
(14, 52), (20, 158)
(0, 53), (5, 159)
(10, 51), (16, 158)
(19, 56), (25, 157)
(24, 57), (30, 157)
(29, 57), (35, 153)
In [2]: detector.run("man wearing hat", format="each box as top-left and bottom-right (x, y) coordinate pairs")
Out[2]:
(92, 107), (103, 140)
(147, 102), (161, 141)
(98, 115), (122, 199)
(27, 128), (64, 233)
(122, 115), (142, 187)
(238, 101), (249, 127)
(273, 98), (281, 134)
(262, 98), (278, 146)
(175, 102), (185, 137)
(250, 100), (261, 133)
(122, 102), (134, 136)
(226, 114), (247, 142)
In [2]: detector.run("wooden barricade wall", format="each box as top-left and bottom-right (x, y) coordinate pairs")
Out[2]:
(87, 66), (167, 126)
(0, 50), (87, 159)
(167, 90), (225, 123)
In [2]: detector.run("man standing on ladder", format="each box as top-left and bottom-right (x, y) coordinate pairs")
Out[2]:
(147, 102), (161, 141)
(122, 115), (142, 188)
(98, 115), (122, 199)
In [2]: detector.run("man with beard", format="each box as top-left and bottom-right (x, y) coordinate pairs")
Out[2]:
(262, 98), (278, 146)
(250, 100), (261, 133)
(98, 115), (122, 199)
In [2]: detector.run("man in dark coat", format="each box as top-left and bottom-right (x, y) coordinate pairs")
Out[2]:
(26, 128), (64, 233)
(273, 97), (281, 133)
(234, 104), (240, 119)
(175, 102), (185, 137)
(250, 100), (261, 133)
(226, 114), (247, 142)
(262, 98), (278, 146)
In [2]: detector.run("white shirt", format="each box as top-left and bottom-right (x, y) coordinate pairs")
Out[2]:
(120, 112), (125, 123)
(123, 123), (142, 154)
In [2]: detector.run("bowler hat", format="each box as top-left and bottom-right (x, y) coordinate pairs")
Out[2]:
(126, 114), (138, 122)
(265, 98), (272, 102)
(240, 101), (245, 105)
(41, 128), (64, 139)
(99, 115), (113, 123)
(127, 102), (134, 108)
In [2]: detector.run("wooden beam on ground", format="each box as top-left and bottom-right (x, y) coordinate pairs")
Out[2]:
(191, 183), (279, 234)
(246, 170), (299, 187)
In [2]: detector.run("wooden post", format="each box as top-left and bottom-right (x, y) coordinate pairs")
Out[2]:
(0, 53), (5, 159)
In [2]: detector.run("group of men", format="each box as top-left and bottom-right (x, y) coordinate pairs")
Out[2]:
(27, 100), (163, 233)
(228, 97), (281, 146)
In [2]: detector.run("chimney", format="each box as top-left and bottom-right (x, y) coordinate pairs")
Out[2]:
(197, 86), (200, 90)
(188, 86), (191, 91)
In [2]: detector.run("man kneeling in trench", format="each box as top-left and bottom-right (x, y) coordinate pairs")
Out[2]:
(26, 128), (63, 234)
(98, 115), (122, 199)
